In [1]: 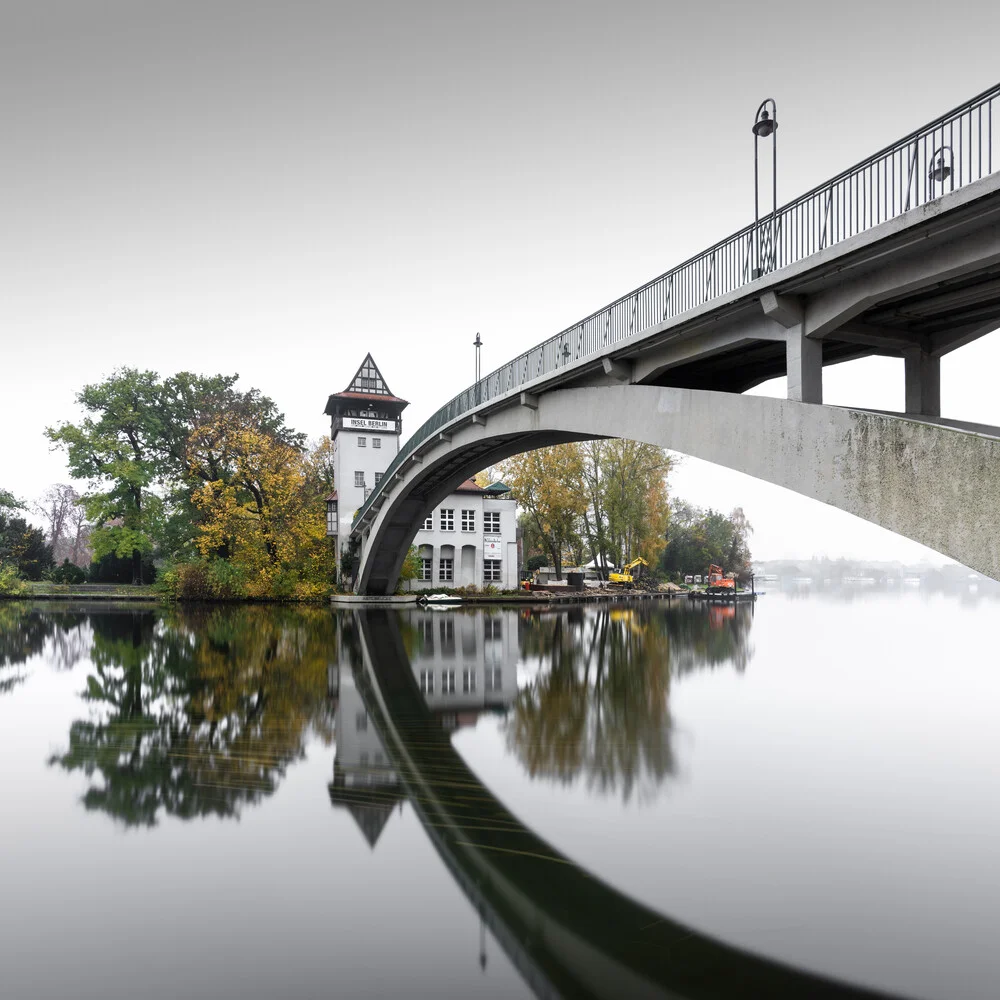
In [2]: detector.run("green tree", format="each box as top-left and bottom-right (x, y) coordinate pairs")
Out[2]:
(0, 489), (24, 512)
(661, 502), (753, 581)
(0, 513), (54, 580)
(46, 369), (165, 584)
(398, 545), (421, 590)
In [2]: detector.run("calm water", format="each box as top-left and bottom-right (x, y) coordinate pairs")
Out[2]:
(1, 592), (999, 999)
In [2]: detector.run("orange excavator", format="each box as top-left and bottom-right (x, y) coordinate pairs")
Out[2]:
(706, 564), (736, 593)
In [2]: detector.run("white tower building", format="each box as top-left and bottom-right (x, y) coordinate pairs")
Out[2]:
(325, 354), (519, 589)
(324, 354), (409, 559)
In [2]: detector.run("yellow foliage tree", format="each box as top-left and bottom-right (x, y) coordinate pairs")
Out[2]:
(188, 419), (334, 597)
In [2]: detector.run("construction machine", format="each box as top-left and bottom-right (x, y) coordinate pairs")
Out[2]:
(608, 557), (649, 588)
(706, 564), (736, 592)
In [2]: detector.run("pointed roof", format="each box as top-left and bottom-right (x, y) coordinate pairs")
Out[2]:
(346, 353), (395, 397)
(324, 353), (409, 416)
(327, 763), (405, 850)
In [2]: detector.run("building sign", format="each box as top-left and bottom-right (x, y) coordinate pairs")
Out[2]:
(346, 417), (393, 431)
(483, 535), (503, 558)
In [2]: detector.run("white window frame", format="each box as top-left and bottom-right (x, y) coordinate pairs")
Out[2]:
(441, 670), (456, 694)
(420, 558), (432, 581)
(374, 472), (383, 485)
(485, 668), (502, 691)
(354, 471), (365, 488)
(483, 510), (501, 533)
(461, 509), (476, 532)
(357, 436), (366, 448)
(439, 508), (454, 531)
(462, 669), (476, 693)
(372, 437), (381, 449)
(419, 669), (434, 694)
(484, 560), (502, 583)
(439, 557), (453, 582)
(421, 516), (433, 530)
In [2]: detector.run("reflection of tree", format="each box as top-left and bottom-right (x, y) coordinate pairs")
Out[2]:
(507, 607), (674, 803)
(506, 601), (754, 802)
(50, 605), (335, 826)
(0, 603), (53, 694)
(665, 602), (755, 675)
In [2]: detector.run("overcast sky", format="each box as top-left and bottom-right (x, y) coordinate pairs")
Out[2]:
(3, 1), (998, 564)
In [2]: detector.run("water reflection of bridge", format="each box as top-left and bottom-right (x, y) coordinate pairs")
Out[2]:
(334, 606), (894, 1000)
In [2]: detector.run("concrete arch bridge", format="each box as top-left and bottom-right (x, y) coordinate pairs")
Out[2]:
(352, 85), (1000, 595)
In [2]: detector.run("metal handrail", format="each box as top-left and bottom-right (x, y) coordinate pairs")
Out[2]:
(354, 83), (999, 529)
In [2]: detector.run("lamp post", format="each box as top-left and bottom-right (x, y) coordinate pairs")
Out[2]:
(752, 98), (778, 279)
(473, 331), (483, 407)
(927, 145), (954, 201)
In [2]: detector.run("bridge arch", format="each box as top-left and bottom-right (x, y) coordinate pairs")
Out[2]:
(353, 385), (1000, 594)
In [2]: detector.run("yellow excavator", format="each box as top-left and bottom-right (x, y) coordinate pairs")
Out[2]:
(608, 557), (649, 588)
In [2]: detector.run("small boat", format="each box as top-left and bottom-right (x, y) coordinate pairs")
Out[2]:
(418, 593), (463, 606)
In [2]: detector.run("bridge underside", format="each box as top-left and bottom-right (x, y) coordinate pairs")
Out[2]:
(355, 385), (1000, 595)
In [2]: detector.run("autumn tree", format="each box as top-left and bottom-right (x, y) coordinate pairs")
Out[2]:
(46, 369), (165, 584)
(154, 372), (306, 559)
(188, 418), (334, 596)
(499, 445), (587, 580)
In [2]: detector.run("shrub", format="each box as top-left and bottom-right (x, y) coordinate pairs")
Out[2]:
(0, 562), (28, 596)
(44, 559), (87, 585)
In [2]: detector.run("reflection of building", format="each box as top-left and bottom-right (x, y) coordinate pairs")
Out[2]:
(324, 354), (518, 588)
(327, 666), (404, 848)
(328, 610), (519, 846)
(407, 610), (520, 724)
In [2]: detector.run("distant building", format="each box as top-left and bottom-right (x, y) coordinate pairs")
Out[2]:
(325, 354), (518, 589)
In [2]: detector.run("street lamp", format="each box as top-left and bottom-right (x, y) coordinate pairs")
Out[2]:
(927, 145), (954, 199)
(473, 331), (483, 382)
(752, 98), (778, 279)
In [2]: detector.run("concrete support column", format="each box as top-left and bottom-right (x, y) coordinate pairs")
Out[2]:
(786, 329), (823, 404)
(904, 348), (941, 417)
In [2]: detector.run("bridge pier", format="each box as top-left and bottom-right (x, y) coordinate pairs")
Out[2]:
(786, 329), (823, 404)
(904, 348), (941, 417)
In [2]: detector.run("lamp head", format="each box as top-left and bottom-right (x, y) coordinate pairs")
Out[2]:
(928, 154), (951, 183)
(752, 109), (776, 138)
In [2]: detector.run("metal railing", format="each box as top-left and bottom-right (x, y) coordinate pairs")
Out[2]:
(354, 83), (999, 529)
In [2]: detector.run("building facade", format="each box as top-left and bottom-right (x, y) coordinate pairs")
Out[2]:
(405, 480), (518, 591)
(326, 354), (519, 589)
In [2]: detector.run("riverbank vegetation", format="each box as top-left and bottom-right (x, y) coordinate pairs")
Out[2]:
(36, 369), (336, 600)
(499, 444), (752, 582)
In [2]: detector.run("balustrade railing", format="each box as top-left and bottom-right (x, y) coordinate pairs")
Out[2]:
(354, 83), (999, 528)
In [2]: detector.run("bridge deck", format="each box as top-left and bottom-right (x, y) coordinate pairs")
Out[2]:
(353, 83), (1000, 535)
